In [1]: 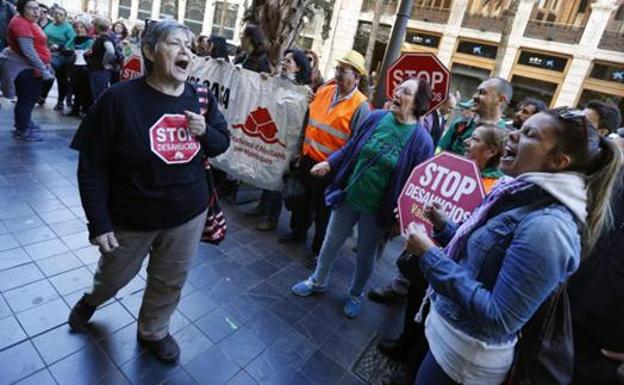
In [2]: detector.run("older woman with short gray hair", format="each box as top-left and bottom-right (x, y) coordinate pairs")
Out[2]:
(68, 19), (230, 363)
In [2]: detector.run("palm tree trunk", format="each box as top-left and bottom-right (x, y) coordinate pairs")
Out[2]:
(364, 0), (385, 72)
(492, 0), (520, 77)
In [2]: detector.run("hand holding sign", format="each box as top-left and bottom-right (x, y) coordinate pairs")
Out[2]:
(403, 222), (435, 257)
(185, 110), (206, 137)
(425, 202), (448, 232)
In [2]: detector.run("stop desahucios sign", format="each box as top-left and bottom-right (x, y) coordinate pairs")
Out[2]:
(397, 152), (485, 235)
(121, 55), (142, 81)
(149, 114), (201, 165)
(386, 53), (450, 116)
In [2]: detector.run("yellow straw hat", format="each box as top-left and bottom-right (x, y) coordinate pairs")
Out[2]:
(336, 50), (367, 76)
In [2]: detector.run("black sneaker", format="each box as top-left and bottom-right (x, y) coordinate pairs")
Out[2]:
(138, 334), (180, 363)
(377, 337), (410, 360)
(367, 286), (407, 304)
(68, 295), (97, 330)
(278, 232), (306, 245)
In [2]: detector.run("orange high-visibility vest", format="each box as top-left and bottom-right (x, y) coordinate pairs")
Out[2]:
(302, 84), (367, 162)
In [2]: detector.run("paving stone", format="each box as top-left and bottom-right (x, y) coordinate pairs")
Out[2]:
(185, 345), (240, 385)
(0, 341), (45, 385)
(24, 238), (70, 261)
(32, 324), (94, 365)
(4, 279), (60, 313)
(16, 298), (70, 337)
(35, 252), (83, 277)
(49, 266), (93, 295)
(49, 344), (117, 385)
(0, 315), (27, 350)
(0, 233), (19, 251)
(0, 247), (31, 271)
(0, 263), (45, 291)
(14, 226), (58, 246)
(14, 369), (58, 385)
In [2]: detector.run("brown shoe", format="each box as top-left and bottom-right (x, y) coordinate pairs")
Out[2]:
(68, 295), (97, 330)
(138, 334), (180, 363)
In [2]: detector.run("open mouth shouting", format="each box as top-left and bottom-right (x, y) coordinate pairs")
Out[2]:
(174, 58), (190, 73)
(501, 144), (517, 164)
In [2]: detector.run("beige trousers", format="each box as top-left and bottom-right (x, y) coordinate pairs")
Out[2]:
(85, 209), (207, 340)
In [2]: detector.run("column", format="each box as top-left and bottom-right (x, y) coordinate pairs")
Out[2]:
(201, 0), (215, 36)
(130, 0), (139, 21)
(555, 0), (618, 107)
(498, 0), (537, 79)
(319, 0), (363, 78)
(436, 0), (468, 66)
(110, 0), (120, 20)
(178, 0), (187, 22)
(233, 0), (246, 44)
(151, 0), (162, 20)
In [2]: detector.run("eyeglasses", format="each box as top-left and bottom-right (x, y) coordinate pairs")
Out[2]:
(334, 66), (355, 75)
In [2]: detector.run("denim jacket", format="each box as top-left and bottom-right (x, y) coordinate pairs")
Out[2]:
(420, 186), (581, 345)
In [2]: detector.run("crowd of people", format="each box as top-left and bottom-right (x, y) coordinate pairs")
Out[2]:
(1, 2), (624, 384)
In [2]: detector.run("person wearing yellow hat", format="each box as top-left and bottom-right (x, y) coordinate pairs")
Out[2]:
(279, 50), (370, 267)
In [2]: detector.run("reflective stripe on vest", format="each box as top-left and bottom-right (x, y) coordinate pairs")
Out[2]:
(303, 137), (334, 158)
(302, 84), (367, 162)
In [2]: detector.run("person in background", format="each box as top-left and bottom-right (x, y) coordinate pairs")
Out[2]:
(234, 24), (271, 73)
(569, 128), (624, 385)
(128, 20), (144, 44)
(278, 50), (370, 268)
(0, 0), (16, 52)
(39, 6), (75, 110)
(254, 48), (312, 232)
(67, 19), (229, 363)
(86, 17), (120, 101)
(305, 48), (324, 92)
(438, 77), (511, 155)
(583, 99), (622, 137)
(112, 20), (128, 42)
(423, 93), (456, 148)
(511, 97), (547, 130)
(464, 123), (505, 193)
(207, 35), (229, 62)
(66, 18), (93, 117)
(0, 0), (53, 141)
(36, 2), (48, 29)
(404, 108), (621, 385)
(291, 78), (434, 318)
(195, 34), (209, 56)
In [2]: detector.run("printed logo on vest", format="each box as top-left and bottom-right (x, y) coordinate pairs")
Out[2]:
(149, 114), (201, 164)
(232, 107), (286, 148)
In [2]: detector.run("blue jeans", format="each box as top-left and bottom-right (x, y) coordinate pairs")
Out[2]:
(89, 69), (112, 101)
(14, 69), (43, 131)
(414, 351), (460, 385)
(312, 202), (384, 297)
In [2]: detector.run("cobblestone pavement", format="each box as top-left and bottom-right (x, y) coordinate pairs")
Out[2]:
(0, 98), (405, 385)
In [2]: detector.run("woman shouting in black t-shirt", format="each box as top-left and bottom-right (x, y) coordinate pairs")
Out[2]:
(67, 19), (229, 363)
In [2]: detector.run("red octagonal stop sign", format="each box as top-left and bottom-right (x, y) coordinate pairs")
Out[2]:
(121, 55), (143, 81)
(149, 114), (201, 165)
(397, 152), (485, 236)
(386, 53), (450, 116)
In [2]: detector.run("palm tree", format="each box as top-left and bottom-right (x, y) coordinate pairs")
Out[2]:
(364, 0), (385, 72)
(244, 0), (334, 66)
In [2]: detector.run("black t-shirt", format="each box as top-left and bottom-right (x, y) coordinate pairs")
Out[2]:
(71, 77), (230, 237)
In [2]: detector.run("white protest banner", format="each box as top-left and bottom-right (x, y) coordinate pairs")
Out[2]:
(119, 44), (310, 191)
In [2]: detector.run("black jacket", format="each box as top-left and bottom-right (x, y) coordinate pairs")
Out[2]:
(570, 171), (624, 385)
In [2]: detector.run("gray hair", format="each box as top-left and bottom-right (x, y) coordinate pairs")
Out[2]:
(141, 19), (194, 75)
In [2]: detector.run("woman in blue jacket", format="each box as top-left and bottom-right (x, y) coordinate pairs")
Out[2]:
(291, 78), (435, 318)
(403, 108), (622, 385)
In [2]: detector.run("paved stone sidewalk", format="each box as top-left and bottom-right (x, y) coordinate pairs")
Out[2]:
(0, 99), (405, 385)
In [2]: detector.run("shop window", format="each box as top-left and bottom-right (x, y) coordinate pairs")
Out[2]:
(456, 40), (497, 59)
(138, 0), (152, 21)
(577, 90), (623, 115)
(405, 31), (440, 48)
(160, 0), (177, 19)
(590, 63), (624, 84)
(510, 74), (557, 109)
(212, 2), (239, 40)
(184, 0), (205, 35)
(450, 63), (491, 102)
(517, 50), (568, 72)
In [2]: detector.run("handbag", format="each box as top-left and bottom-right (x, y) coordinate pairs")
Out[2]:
(201, 165), (227, 245)
(506, 284), (574, 385)
(282, 164), (306, 211)
(195, 84), (227, 245)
